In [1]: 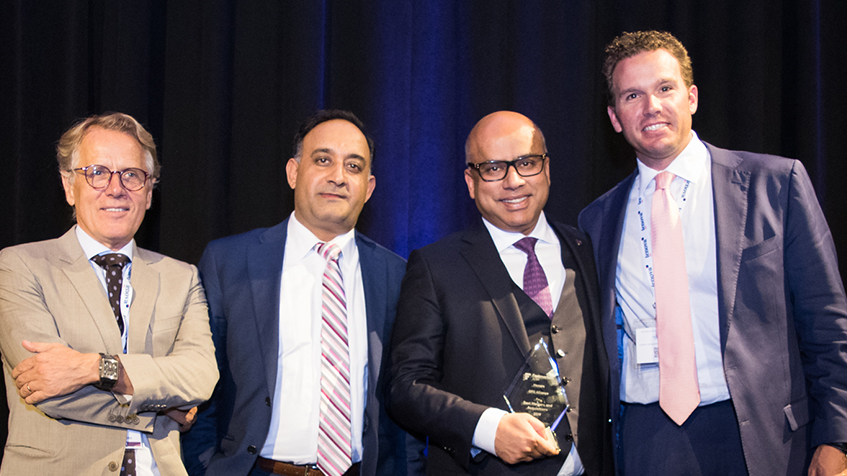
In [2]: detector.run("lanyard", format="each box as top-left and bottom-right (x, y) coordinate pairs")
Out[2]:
(119, 266), (133, 353)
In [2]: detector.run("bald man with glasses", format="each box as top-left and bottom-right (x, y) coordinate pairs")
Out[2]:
(388, 111), (613, 475)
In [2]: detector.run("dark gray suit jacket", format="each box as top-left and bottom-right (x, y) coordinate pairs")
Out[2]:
(182, 218), (422, 476)
(388, 219), (613, 475)
(578, 142), (847, 476)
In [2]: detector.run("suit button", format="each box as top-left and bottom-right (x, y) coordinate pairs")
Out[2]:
(556, 349), (566, 358)
(247, 445), (257, 454)
(108, 461), (119, 471)
(565, 433), (573, 442)
(265, 397), (271, 407)
(551, 325), (560, 334)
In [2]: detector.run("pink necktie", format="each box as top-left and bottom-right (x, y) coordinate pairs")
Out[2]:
(514, 237), (554, 318)
(315, 242), (352, 476)
(652, 171), (700, 425)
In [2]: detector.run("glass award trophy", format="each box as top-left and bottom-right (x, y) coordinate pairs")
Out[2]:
(503, 338), (569, 449)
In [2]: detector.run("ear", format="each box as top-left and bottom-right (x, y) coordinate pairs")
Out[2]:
(62, 174), (76, 207)
(688, 84), (699, 115)
(285, 158), (300, 189)
(464, 168), (476, 199)
(145, 182), (153, 210)
(364, 174), (376, 203)
(607, 106), (623, 133)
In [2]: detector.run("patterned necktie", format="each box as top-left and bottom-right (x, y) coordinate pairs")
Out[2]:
(651, 171), (700, 425)
(315, 242), (352, 476)
(120, 449), (136, 476)
(91, 253), (130, 335)
(514, 237), (554, 318)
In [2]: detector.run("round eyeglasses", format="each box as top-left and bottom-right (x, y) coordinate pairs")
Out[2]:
(72, 165), (150, 191)
(467, 154), (548, 182)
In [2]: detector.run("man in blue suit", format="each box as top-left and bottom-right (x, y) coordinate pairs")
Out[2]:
(182, 110), (422, 476)
(578, 31), (847, 476)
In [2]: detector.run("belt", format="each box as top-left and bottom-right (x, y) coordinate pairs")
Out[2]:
(256, 457), (360, 476)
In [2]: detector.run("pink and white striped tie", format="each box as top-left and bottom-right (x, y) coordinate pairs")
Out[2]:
(316, 242), (352, 476)
(652, 171), (700, 425)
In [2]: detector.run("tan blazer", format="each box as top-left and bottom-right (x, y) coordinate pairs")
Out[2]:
(0, 228), (218, 475)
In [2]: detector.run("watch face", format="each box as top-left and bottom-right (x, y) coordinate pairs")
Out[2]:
(99, 355), (119, 387)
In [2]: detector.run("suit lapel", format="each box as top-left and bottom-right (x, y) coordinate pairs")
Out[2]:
(550, 221), (597, 320)
(356, 234), (386, 391)
(128, 247), (158, 354)
(599, 171), (636, 366)
(247, 221), (288, 397)
(707, 143), (749, 350)
(460, 221), (532, 357)
(57, 229), (123, 354)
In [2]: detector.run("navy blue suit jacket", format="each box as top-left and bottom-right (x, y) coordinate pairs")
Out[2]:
(578, 142), (847, 476)
(182, 218), (422, 476)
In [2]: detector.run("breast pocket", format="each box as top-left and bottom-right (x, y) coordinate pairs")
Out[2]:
(740, 235), (781, 263)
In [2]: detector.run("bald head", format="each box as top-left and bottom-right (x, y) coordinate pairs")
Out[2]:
(463, 111), (551, 235)
(465, 111), (546, 165)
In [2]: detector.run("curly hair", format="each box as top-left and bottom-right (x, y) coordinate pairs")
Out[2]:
(603, 30), (693, 105)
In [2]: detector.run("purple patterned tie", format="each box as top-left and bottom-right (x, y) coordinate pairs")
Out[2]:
(315, 242), (352, 476)
(91, 253), (130, 335)
(514, 237), (554, 318)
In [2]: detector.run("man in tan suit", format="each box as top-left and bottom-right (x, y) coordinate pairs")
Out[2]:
(0, 112), (218, 475)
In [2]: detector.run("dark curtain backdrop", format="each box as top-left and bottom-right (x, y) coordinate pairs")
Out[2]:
(2, 0), (846, 458)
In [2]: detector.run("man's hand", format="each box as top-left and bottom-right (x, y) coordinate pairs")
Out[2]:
(164, 407), (198, 433)
(494, 412), (560, 464)
(809, 444), (847, 476)
(11, 340), (100, 404)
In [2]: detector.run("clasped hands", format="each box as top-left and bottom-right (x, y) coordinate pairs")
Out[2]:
(12, 340), (197, 432)
(494, 412), (560, 464)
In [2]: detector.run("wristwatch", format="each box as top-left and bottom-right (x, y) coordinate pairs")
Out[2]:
(95, 353), (120, 391)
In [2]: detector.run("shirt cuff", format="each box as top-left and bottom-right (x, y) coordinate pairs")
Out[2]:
(471, 408), (508, 456)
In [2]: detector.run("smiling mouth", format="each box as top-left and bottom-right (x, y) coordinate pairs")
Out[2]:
(643, 123), (668, 132)
(103, 207), (129, 212)
(502, 196), (528, 204)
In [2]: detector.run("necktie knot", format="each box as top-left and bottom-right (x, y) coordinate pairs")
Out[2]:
(513, 237), (538, 255)
(91, 253), (130, 272)
(316, 242), (342, 263)
(655, 171), (675, 191)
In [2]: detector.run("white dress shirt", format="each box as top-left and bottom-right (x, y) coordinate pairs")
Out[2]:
(76, 226), (160, 476)
(615, 131), (730, 405)
(471, 212), (584, 476)
(261, 212), (368, 464)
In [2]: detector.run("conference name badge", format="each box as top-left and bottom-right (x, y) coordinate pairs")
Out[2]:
(636, 327), (659, 364)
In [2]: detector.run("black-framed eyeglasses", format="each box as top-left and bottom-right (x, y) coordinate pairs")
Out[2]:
(72, 165), (150, 191)
(467, 154), (548, 182)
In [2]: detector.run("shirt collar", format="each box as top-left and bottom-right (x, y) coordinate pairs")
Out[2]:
(636, 130), (709, 195)
(287, 211), (357, 262)
(75, 225), (134, 261)
(483, 211), (556, 253)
